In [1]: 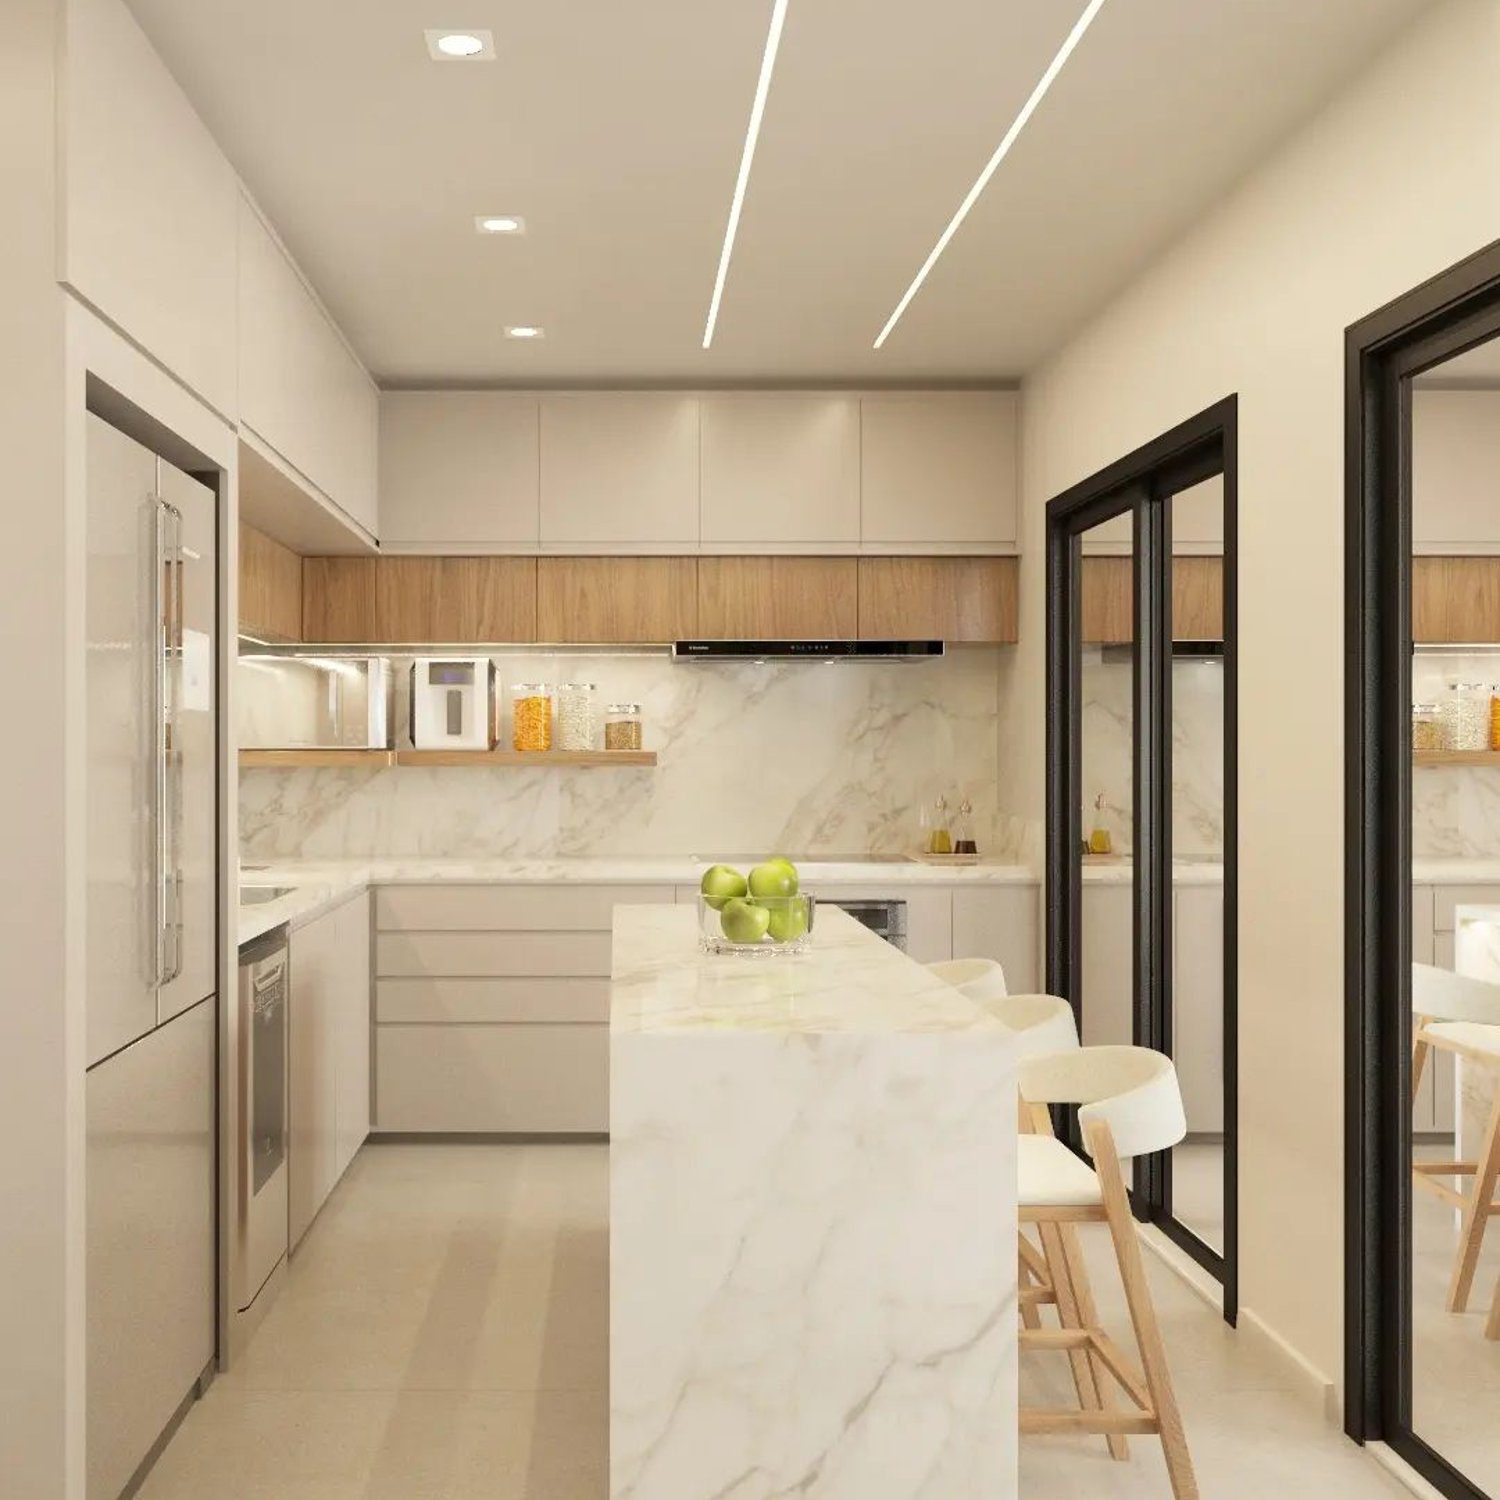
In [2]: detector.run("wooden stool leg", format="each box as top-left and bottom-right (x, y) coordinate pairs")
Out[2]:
(1486, 1270), (1500, 1342)
(1018, 1238), (1043, 1332)
(1059, 1222), (1129, 1461)
(1038, 1221), (1114, 1454)
(1088, 1121), (1199, 1500)
(1447, 1088), (1500, 1313)
(1411, 1024), (1431, 1108)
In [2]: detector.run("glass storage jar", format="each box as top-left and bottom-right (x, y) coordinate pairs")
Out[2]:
(1412, 702), (1445, 755)
(1443, 683), (1490, 752)
(556, 682), (598, 752)
(605, 703), (643, 752)
(1491, 688), (1500, 752)
(510, 683), (553, 752)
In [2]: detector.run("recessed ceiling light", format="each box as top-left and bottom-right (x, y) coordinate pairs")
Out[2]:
(424, 29), (496, 61)
(701, 0), (791, 350)
(872, 0), (1109, 349)
(475, 215), (525, 235)
(505, 325), (544, 340)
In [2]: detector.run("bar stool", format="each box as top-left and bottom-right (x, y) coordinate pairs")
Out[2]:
(927, 955), (1008, 1003)
(1411, 962), (1500, 1316)
(1018, 1045), (1198, 1499)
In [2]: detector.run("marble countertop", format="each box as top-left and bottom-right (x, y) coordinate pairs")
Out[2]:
(1413, 860), (1500, 884)
(610, 904), (1005, 1035)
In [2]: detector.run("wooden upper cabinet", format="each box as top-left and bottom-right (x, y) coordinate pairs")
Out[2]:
(376, 558), (537, 642)
(1079, 557), (1224, 643)
(1172, 557), (1223, 639)
(856, 558), (1018, 643)
(1413, 558), (1500, 642)
(537, 559), (697, 643)
(379, 393), (539, 549)
(239, 524), (303, 641)
(1413, 391), (1500, 552)
(859, 394), (1017, 548)
(302, 557), (378, 642)
(700, 396), (860, 546)
(540, 395), (698, 547)
(698, 558), (857, 638)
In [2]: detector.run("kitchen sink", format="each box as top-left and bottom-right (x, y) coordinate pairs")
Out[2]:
(240, 886), (295, 906)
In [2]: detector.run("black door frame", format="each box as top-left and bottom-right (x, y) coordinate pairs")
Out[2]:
(1345, 239), (1500, 1500)
(1045, 396), (1239, 1323)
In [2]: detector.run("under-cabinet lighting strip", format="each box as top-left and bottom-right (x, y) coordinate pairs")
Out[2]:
(872, 0), (1109, 350)
(702, 0), (792, 350)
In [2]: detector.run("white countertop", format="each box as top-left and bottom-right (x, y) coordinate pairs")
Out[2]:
(610, 904), (1002, 1035)
(1413, 860), (1500, 884)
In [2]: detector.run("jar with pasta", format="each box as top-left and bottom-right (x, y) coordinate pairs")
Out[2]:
(605, 703), (643, 752)
(556, 682), (598, 752)
(1412, 702), (1445, 755)
(1442, 682), (1489, 753)
(510, 683), (553, 752)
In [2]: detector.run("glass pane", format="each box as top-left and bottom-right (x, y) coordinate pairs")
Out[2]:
(1166, 475), (1226, 1257)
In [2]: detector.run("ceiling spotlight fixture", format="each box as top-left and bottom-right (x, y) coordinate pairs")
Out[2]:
(475, 215), (525, 235)
(872, 0), (1108, 350)
(424, 29), (496, 61)
(701, 0), (791, 350)
(505, 325), (544, 340)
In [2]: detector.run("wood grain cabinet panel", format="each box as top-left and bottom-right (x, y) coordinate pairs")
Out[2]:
(376, 558), (537, 642)
(239, 523), (303, 641)
(856, 557), (1018, 643)
(1079, 557), (1224, 643)
(697, 557), (857, 638)
(1172, 557), (1223, 640)
(302, 557), (378, 642)
(537, 558), (697, 643)
(1413, 557), (1500, 642)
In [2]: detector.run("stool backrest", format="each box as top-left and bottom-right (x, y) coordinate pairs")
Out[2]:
(927, 957), (1009, 1003)
(986, 993), (1079, 1059)
(1018, 1045), (1187, 1159)
(1413, 961), (1500, 1025)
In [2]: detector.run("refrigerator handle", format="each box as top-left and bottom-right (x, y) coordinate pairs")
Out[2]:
(163, 499), (185, 985)
(149, 497), (168, 989)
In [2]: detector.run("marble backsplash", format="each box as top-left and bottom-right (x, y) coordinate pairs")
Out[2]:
(239, 649), (1016, 861)
(1413, 651), (1500, 858)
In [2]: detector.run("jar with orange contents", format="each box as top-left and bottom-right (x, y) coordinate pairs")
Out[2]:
(510, 683), (553, 751)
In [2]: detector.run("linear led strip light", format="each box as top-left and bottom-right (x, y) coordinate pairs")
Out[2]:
(873, 0), (1109, 350)
(702, 0), (792, 349)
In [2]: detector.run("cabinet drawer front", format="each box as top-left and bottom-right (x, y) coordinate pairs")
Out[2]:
(1433, 885), (1500, 933)
(377, 977), (608, 1024)
(375, 1024), (606, 1133)
(377, 931), (613, 978)
(375, 884), (672, 932)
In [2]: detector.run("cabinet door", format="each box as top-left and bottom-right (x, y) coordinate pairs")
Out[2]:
(302, 557), (378, 642)
(1081, 884), (1134, 1047)
(540, 395), (698, 546)
(951, 886), (1039, 994)
(1081, 558), (1133, 644)
(239, 524), (303, 642)
(1412, 558), (1500, 643)
(536, 558), (697, 643)
(859, 393), (1017, 547)
(332, 894), (371, 1179)
(697, 557), (857, 638)
(1413, 390), (1500, 551)
(1173, 885), (1224, 1134)
(289, 912), (340, 1249)
(1172, 558), (1223, 640)
(380, 393), (540, 548)
(700, 396), (859, 546)
(376, 557), (537, 642)
(63, 0), (239, 415)
(856, 557), (1017, 643)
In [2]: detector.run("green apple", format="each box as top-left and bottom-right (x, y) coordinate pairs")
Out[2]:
(720, 897), (772, 944)
(766, 899), (809, 943)
(700, 863), (748, 911)
(748, 859), (798, 898)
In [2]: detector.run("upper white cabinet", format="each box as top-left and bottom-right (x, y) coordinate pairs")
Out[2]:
(540, 395), (698, 548)
(1413, 390), (1500, 553)
(238, 196), (378, 536)
(380, 393), (539, 549)
(700, 395), (860, 548)
(62, 0), (241, 416)
(860, 393), (1017, 549)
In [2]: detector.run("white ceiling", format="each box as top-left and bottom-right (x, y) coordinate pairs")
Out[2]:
(127, 0), (1433, 386)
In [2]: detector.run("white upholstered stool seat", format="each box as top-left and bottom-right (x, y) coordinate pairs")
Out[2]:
(1423, 1020), (1500, 1059)
(1018, 1134), (1103, 1208)
(926, 956), (1008, 1004)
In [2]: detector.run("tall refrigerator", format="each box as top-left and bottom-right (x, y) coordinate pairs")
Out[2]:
(85, 412), (217, 1500)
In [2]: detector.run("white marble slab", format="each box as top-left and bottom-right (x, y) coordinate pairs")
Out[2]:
(609, 906), (1017, 1500)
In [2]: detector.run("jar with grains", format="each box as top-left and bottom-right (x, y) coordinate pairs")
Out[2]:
(1412, 703), (1445, 755)
(1443, 683), (1490, 753)
(511, 683), (553, 752)
(605, 703), (643, 752)
(556, 683), (598, 752)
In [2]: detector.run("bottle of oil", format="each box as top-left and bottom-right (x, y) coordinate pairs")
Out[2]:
(1087, 792), (1113, 856)
(927, 794), (953, 856)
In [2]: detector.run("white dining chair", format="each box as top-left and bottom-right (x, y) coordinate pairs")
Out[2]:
(1018, 1045), (1198, 1499)
(1411, 962), (1500, 1319)
(927, 955), (1008, 1004)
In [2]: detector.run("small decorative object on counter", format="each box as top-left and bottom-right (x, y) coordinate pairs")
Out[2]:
(510, 683), (553, 752)
(1088, 792), (1113, 856)
(1442, 682), (1490, 752)
(1412, 702), (1446, 755)
(605, 703), (643, 752)
(926, 794), (953, 856)
(556, 682), (598, 751)
(953, 797), (979, 857)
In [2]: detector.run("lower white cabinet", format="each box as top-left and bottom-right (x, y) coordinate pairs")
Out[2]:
(289, 891), (371, 1250)
(951, 885), (1040, 994)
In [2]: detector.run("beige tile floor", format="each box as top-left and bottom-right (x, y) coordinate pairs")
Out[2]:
(139, 1141), (1410, 1499)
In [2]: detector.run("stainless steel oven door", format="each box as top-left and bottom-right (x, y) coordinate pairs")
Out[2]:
(826, 898), (909, 951)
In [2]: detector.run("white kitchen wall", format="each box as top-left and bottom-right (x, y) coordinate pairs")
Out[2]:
(240, 650), (1012, 860)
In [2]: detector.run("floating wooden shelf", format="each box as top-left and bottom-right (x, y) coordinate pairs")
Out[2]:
(1414, 750), (1500, 767)
(240, 749), (395, 768)
(395, 749), (657, 768)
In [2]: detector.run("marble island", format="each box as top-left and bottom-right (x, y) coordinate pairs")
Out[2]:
(609, 904), (1018, 1500)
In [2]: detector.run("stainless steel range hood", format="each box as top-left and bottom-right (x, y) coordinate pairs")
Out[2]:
(672, 640), (944, 661)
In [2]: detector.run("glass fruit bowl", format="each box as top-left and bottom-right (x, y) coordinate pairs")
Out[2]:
(698, 893), (815, 956)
